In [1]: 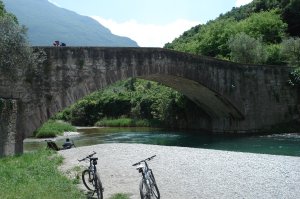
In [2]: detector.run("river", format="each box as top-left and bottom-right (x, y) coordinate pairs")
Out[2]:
(24, 127), (300, 157)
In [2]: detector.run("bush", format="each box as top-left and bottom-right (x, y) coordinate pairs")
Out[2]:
(281, 37), (300, 67)
(95, 118), (151, 127)
(228, 32), (266, 64)
(35, 120), (76, 138)
(265, 44), (285, 65)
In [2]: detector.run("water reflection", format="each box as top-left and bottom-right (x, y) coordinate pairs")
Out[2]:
(24, 127), (300, 157)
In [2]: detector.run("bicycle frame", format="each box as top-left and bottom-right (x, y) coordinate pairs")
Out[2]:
(78, 152), (103, 199)
(88, 157), (98, 185)
(133, 155), (160, 199)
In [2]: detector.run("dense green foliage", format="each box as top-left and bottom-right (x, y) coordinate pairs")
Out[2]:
(165, 9), (288, 62)
(0, 149), (84, 199)
(228, 33), (266, 64)
(165, 0), (298, 61)
(34, 120), (76, 138)
(281, 37), (300, 67)
(95, 118), (152, 127)
(0, 0), (45, 82)
(2, 0), (137, 46)
(54, 78), (204, 128)
(165, 0), (300, 83)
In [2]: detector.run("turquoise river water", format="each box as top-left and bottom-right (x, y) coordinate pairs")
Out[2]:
(24, 127), (300, 157)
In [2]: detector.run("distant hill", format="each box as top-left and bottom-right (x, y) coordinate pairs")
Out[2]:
(3, 0), (138, 47)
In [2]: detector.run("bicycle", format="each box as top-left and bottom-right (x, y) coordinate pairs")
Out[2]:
(132, 155), (160, 199)
(78, 152), (104, 199)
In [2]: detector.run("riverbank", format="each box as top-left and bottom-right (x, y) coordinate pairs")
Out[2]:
(24, 131), (80, 143)
(59, 143), (300, 199)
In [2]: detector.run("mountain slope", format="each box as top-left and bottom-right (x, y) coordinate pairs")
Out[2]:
(2, 0), (138, 46)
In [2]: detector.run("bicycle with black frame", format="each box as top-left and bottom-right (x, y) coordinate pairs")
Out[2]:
(132, 155), (160, 199)
(78, 152), (103, 199)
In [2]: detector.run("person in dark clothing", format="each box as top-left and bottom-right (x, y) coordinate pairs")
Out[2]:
(62, 138), (73, 149)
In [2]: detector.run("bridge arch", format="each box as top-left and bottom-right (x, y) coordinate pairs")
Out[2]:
(0, 47), (298, 156)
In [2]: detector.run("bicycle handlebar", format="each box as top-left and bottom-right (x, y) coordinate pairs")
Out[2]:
(78, 151), (97, 162)
(132, 155), (156, 166)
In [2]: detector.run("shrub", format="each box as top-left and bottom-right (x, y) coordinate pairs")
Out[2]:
(281, 37), (300, 67)
(228, 32), (266, 64)
(35, 120), (76, 138)
(95, 118), (151, 127)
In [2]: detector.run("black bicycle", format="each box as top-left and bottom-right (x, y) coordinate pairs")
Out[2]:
(78, 152), (103, 199)
(132, 155), (160, 199)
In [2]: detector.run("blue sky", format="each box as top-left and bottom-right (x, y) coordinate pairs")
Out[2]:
(48, 0), (253, 47)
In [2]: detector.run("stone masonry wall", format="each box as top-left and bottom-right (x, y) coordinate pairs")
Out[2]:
(0, 98), (18, 157)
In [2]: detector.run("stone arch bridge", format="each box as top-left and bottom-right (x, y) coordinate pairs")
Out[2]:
(0, 47), (299, 156)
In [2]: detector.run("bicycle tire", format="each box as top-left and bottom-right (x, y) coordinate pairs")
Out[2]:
(94, 173), (103, 199)
(139, 179), (149, 199)
(149, 171), (160, 199)
(82, 169), (94, 191)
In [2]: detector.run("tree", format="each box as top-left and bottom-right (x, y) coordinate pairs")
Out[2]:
(0, 1), (4, 16)
(197, 18), (238, 57)
(280, 37), (300, 86)
(265, 44), (285, 65)
(281, 37), (300, 67)
(282, 0), (300, 36)
(228, 32), (266, 64)
(237, 9), (287, 43)
(0, 1), (44, 82)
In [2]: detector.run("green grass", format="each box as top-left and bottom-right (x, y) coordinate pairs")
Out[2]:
(95, 118), (151, 127)
(0, 149), (85, 199)
(109, 193), (130, 199)
(34, 120), (76, 138)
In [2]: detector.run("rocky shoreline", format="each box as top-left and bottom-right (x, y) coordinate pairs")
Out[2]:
(58, 143), (300, 199)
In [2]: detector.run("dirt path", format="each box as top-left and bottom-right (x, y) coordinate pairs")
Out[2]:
(59, 143), (300, 199)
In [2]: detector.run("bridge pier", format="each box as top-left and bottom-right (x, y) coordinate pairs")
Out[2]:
(0, 98), (23, 157)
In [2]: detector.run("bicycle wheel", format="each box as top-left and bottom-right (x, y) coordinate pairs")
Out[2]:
(149, 171), (160, 199)
(139, 179), (149, 199)
(94, 173), (103, 199)
(82, 169), (94, 191)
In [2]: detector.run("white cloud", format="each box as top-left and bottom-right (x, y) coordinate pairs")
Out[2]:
(235, 0), (253, 7)
(92, 16), (201, 47)
(48, 0), (61, 7)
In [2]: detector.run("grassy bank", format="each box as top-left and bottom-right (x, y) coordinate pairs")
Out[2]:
(0, 150), (84, 199)
(34, 120), (77, 138)
(95, 117), (152, 127)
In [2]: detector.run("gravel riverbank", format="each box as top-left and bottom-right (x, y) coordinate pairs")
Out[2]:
(59, 143), (300, 199)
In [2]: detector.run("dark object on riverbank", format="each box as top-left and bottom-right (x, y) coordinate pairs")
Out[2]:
(46, 140), (60, 151)
(62, 138), (74, 149)
(45, 139), (75, 151)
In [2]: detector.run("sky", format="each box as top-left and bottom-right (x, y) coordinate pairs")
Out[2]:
(48, 0), (253, 47)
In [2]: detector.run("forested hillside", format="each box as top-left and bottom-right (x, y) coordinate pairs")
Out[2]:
(165, 0), (300, 67)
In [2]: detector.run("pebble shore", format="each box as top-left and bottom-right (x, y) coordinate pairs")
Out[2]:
(59, 143), (300, 199)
